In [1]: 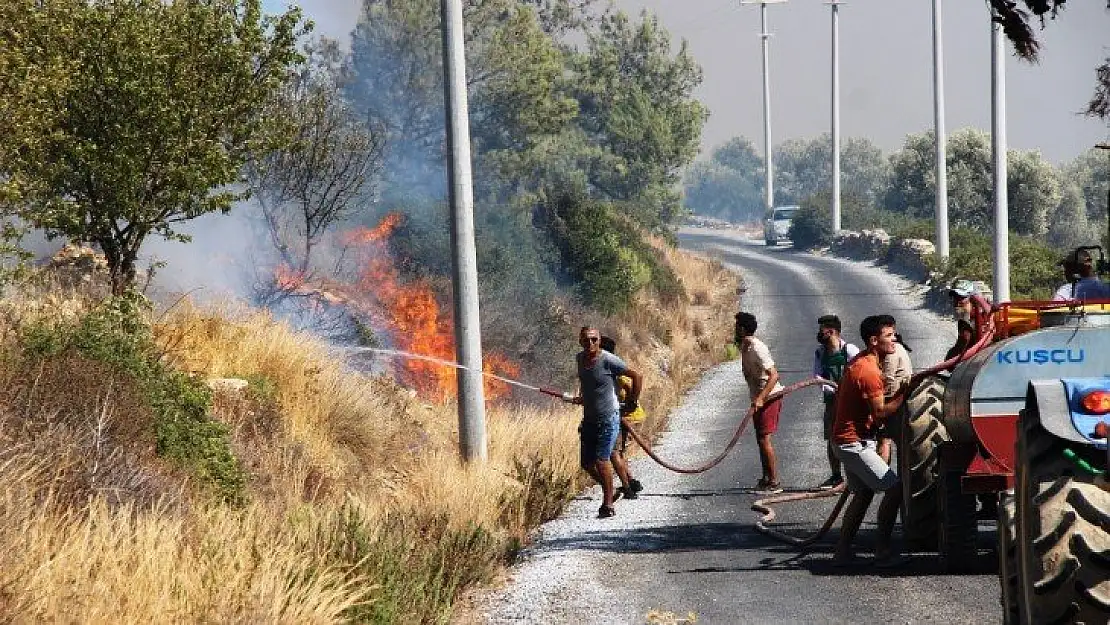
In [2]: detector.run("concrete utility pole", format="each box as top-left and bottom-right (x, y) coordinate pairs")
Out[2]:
(440, 0), (487, 462)
(742, 0), (786, 216)
(828, 0), (842, 233)
(932, 0), (950, 260)
(990, 12), (1010, 304)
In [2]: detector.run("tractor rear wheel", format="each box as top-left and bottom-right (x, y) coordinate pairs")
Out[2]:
(938, 467), (978, 572)
(899, 374), (950, 551)
(1015, 403), (1110, 624)
(997, 490), (1020, 624)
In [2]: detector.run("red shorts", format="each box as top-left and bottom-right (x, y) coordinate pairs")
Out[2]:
(754, 397), (782, 436)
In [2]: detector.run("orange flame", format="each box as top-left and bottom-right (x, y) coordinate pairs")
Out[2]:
(275, 212), (520, 401)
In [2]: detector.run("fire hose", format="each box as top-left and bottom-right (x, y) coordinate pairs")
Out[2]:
(544, 294), (999, 548)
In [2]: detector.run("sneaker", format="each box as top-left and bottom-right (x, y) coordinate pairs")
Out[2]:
(817, 475), (844, 491)
(628, 478), (644, 494)
(619, 487), (639, 500)
(757, 481), (784, 495)
(598, 504), (616, 519)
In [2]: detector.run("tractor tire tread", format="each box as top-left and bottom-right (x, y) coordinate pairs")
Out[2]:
(900, 374), (950, 549)
(1017, 405), (1110, 625)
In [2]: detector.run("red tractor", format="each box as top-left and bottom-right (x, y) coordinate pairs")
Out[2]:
(898, 247), (1110, 624)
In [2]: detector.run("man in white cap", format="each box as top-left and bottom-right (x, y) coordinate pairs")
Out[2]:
(946, 279), (979, 360)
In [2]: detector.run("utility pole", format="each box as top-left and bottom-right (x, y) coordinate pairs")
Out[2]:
(990, 10), (1010, 304)
(828, 0), (843, 233)
(742, 0), (786, 217)
(932, 0), (949, 260)
(440, 0), (486, 462)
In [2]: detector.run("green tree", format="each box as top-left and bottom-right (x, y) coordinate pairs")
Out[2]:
(1047, 184), (1092, 250)
(885, 128), (1061, 236)
(573, 10), (707, 228)
(682, 136), (763, 222)
(773, 134), (889, 207)
(1062, 148), (1110, 225)
(0, 0), (308, 293)
(1008, 149), (1061, 239)
(944, 129), (993, 231)
(346, 0), (577, 203)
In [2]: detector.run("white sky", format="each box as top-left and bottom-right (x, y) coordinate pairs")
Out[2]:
(264, 0), (1110, 164)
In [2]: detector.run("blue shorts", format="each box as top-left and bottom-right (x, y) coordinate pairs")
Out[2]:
(579, 410), (621, 468)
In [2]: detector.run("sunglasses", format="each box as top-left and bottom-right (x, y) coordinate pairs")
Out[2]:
(583, 336), (600, 343)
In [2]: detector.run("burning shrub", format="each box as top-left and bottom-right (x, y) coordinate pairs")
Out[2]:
(18, 292), (245, 503)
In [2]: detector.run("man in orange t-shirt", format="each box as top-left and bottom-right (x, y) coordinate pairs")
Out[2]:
(830, 314), (908, 567)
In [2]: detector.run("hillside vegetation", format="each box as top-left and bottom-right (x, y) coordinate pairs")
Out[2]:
(0, 238), (738, 623)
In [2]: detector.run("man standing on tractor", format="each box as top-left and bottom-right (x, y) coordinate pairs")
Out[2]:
(1052, 248), (1109, 301)
(831, 315), (909, 567)
(813, 315), (860, 490)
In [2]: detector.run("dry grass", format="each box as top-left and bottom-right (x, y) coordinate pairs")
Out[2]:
(0, 239), (739, 624)
(0, 462), (368, 623)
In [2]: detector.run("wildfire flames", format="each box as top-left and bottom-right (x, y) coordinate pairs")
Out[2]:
(276, 212), (520, 401)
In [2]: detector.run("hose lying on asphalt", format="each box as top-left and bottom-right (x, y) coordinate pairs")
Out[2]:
(618, 376), (835, 474)
(752, 486), (850, 547)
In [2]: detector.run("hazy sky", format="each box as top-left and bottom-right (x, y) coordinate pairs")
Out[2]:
(265, 0), (1109, 164)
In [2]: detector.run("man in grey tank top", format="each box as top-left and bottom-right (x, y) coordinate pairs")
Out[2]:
(573, 326), (642, 518)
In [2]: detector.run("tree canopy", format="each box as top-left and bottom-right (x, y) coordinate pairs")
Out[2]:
(0, 0), (309, 292)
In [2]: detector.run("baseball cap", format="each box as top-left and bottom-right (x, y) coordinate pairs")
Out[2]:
(948, 279), (978, 298)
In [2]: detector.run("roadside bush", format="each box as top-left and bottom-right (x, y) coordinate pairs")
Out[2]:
(789, 190), (888, 249)
(787, 200), (832, 249)
(537, 190), (686, 314)
(327, 505), (503, 625)
(19, 292), (245, 503)
(920, 227), (1061, 300)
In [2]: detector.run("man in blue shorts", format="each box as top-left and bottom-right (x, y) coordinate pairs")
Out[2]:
(573, 326), (642, 518)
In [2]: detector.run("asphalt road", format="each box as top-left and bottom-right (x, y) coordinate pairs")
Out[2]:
(480, 228), (1000, 625)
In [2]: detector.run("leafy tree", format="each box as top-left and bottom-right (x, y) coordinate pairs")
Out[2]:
(944, 129), (993, 231)
(347, 0), (577, 204)
(773, 134), (889, 207)
(0, 0), (308, 293)
(572, 10), (706, 228)
(1047, 184), (1092, 250)
(682, 137), (763, 223)
(1062, 148), (1110, 225)
(1008, 149), (1061, 239)
(885, 128), (1061, 236)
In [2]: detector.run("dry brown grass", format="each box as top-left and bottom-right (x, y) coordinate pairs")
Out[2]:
(0, 457), (369, 623)
(0, 238), (739, 623)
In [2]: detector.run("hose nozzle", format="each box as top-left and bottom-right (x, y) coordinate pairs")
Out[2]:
(539, 387), (574, 402)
